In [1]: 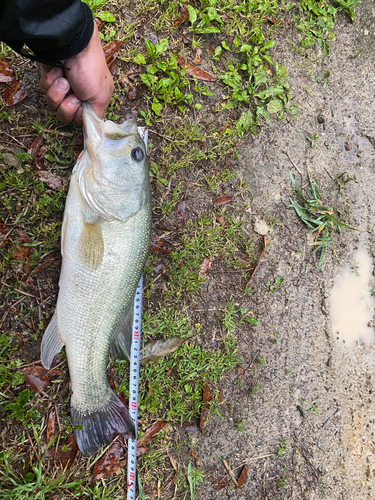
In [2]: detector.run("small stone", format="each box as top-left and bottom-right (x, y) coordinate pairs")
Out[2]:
(253, 218), (270, 235)
(367, 454), (374, 463)
(2, 153), (21, 169)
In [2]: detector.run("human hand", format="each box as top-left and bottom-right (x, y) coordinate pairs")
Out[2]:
(39, 23), (113, 126)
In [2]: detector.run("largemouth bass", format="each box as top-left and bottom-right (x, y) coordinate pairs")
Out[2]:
(41, 103), (152, 456)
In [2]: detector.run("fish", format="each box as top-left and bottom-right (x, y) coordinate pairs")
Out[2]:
(41, 103), (152, 456)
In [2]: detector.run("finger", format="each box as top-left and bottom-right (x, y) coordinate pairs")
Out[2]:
(40, 66), (64, 94)
(45, 77), (70, 110)
(56, 94), (82, 123)
(87, 74), (114, 119)
(74, 106), (83, 126)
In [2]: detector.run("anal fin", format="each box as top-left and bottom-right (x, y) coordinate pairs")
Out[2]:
(110, 306), (133, 360)
(41, 310), (64, 369)
(78, 220), (104, 271)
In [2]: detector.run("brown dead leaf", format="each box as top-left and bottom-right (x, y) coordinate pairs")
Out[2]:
(47, 434), (78, 469)
(177, 56), (217, 82)
(92, 441), (125, 481)
(189, 448), (201, 466)
(137, 447), (148, 457)
(47, 411), (56, 444)
(137, 421), (167, 448)
(13, 228), (31, 276)
(4, 80), (28, 106)
(0, 219), (9, 248)
(0, 60), (15, 82)
(103, 41), (124, 72)
(245, 235), (267, 288)
(236, 365), (246, 375)
(193, 48), (202, 65)
(214, 195), (233, 207)
(27, 136), (43, 157)
(108, 377), (127, 406)
(199, 384), (212, 431)
(216, 215), (227, 226)
(237, 465), (248, 488)
(173, 7), (189, 27)
(150, 243), (172, 255)
(33, 146), (47, 170)
(140, 338), (185, 365)
(221, 13), (230, 22)
(36, 171), (66, 190)
(212, 476), (229, 490)
(22, 365), (64, 393)
(33, 257), (61, 274)
(234, 256), (251, 266)
(199, 257), (214, 278)
(121, 76), (141, 101)
(265, 16), (283, 25)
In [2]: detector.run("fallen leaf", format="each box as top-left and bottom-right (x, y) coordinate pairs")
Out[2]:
(199, 384), (212, 431)
(137, 421), (167, 448)
(265, 16), (283, 25)
(199, 257), (214, 278)
(46, 434), (78, 469)
(108, 377), (127, 406)
(176, 200), (187, 220)
(33, 146), (47, 170)
(234, 256), (251, 266)
(193, 48), (202, 65)
(22, 365), (64, 393)
(121, 76), (141, 101)
(27, 136), (43, 157)
(140, 338), (185, 365)
(236, 365), (246, 375)
(177, 56), (217, 82)
(212, 476), (229, 490)
(102, 41), (124, 72)
(221, 13), (230, 22)
(182, 421), (199, 434)
(150, 243), (172, 255)
(47, 411), (56, 444)
(237, 465), (248, 488)
(4, 80), (28, 106)
(245, 235), (267, 288)
(92, 441), (124, 481)
(214, 195), (233, 207)
(189, 448), (200, 466)
(137, 447), (148, 457)
(36, 170), (66, 190)
(32, 257), (61, 274)
(13, 229), (31, 276)
(0, 60), (15, 82)
(173, 8), (189, 27)
(0, 219), (9, 248)
(216, 215), (227, 226)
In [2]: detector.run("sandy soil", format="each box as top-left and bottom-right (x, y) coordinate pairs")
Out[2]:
(195, 1), (375, 498)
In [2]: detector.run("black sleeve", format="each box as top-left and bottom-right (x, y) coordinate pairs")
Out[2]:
(0, 0), (94, 65)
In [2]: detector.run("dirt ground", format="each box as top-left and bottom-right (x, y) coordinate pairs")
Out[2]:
(195, 1), (375, 498)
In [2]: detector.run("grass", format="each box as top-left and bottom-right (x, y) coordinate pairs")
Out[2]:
(289, 166), (358, 271)
(0, 0), (363, 497)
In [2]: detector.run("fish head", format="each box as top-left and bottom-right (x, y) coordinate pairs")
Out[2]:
(77, 103), (150, 222)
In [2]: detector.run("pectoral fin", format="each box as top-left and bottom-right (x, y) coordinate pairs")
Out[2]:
(78, 220), (104, 271)
(110, 306), (134, 360)
(41, 311), (64, 369)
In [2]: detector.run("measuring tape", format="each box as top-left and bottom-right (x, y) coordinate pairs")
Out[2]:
(127, 275), (143, 499)
(127, 128), (148, 500)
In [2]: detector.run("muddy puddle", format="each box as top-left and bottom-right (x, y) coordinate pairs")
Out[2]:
(330, 247), (375, 346)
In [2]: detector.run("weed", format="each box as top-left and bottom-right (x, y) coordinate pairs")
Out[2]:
(289, 166), (358, 270)
(272, 331), (279, 344)
(266, 277), (285, 292)
(307, 134), (319, 147)
(308, 403), (320, 413)
(235, 418), (245, 432)
(336, 171), (358, 200)
(277, 476), (289, 490)
(277, 438), (290, 457)
(187, 461), (204, 500)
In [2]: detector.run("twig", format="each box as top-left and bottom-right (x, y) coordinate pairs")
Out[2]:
(1, 281), (39, 299)
(2, 130), (27, 149)
(282, 150), (302, 176)
(222, 459), (239, 488)
(323, 165), (334, 180)
(263, 460), (267, 498)
(87, 435), (121, 470)
(245, 236), (267, 288)
(294, 441), (321, 479)
(149, 129), (172, 141)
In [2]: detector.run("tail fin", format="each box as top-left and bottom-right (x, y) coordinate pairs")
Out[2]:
(71, 391), (135, 456)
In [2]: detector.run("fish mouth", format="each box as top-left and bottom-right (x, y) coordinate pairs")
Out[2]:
(82, 102), (138, 143)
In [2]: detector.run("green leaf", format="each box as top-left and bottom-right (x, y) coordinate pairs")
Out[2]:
(267, 99), (283, 114)
(145, 40), (156, 59)
(156, 39), (169, 55)
(152, 99), (163, 116)
(188, 5), (197, 24)
(98, 10), (115, 22)
(134, 53), (146, 65)
(245, 317), (259, 325)
(262, 41), (276, 50)
(221, 41), (230, 50)
(17, 389), (30, 408)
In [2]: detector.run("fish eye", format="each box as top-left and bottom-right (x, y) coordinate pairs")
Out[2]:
(131, 147), (144, 162)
